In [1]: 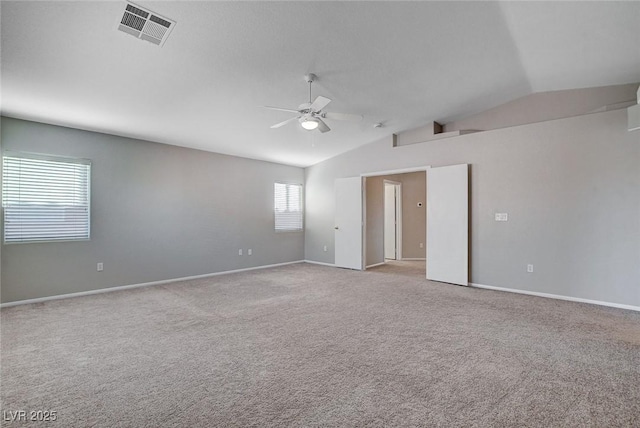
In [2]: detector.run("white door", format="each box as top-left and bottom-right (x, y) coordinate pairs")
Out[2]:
(334, 177), (363, 270)
(384, 183), (396, 260)
(426, 164), (469, 285)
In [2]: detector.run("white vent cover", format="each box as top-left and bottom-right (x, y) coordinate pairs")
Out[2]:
(118, 3), (175, 46)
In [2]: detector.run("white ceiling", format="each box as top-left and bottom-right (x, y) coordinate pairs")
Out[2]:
(2, 1), (639, 167)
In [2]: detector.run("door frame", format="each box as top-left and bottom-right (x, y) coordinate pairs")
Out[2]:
(362, 166), (430, 270)
(383, 180), (402, 261)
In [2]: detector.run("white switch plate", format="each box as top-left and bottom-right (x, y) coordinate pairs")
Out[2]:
(97, 262), (104, 272)
(238, 249), (243, 256)
(495, 213), (508, 221)
(527, 264), (534, 273)
(248, 249), (252, 256)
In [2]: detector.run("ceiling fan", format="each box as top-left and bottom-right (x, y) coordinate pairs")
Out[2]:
(266, 74), (363, 133)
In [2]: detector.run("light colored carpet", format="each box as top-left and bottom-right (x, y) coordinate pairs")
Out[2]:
(375, 259), (426, 277)
(1, 262), (639, 427)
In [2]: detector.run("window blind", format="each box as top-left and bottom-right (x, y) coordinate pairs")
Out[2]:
(2, 153), (91, 243)
(274, 182), (302, 231)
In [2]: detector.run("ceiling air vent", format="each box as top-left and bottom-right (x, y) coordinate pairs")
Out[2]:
(118, 3), (175, 46)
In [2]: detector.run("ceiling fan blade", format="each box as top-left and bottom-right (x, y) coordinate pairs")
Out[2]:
(270, 116), (300, 129)
(323, 111), (363, 122)
(309, 95), (331, 112)
(317, 118), (331, 133)
(265, 106), (300, 113)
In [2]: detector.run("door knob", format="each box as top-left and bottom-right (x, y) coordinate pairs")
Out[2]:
(334, 226), (339, 230)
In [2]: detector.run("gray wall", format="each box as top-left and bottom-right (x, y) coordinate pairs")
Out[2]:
(305, 108), (640, 307)
(1, 117), (305, 303)
(444, 83), (638, 133)
(365, 172), (426, 266)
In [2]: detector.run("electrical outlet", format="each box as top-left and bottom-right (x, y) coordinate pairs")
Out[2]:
(323, 245), (327, 252)
(248, 249), (252, 256)
(419, 243), (424, 248)
(238, 249), (243, 256)
(527, 264), (534, 273)
(97, 262), (103, 272)
(495, 213), (508, 221)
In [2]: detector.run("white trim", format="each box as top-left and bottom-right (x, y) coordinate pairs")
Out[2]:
(361, 165), (431, 177)
(0, 261), (305, 308)
(400, 258), (426, 261)
(362, 176), (368, 271)
(365, 262), (386, 269)
(469, 282), (640, 313)
(303, 260), (336, 267)
(383, 180), (402, 261)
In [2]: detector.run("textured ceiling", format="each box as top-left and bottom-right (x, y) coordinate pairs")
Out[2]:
(2, 1), (639, 167)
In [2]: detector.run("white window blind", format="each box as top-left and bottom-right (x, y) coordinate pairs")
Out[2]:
(2, 153), (91, 243)
(274, 182), (302, 231)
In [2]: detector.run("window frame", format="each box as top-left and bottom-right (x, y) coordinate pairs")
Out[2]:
(274, 181), (303, 232)
(2, 151), (92, 245)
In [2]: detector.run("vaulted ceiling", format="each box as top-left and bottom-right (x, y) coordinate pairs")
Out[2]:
(2, 1), (639, 167)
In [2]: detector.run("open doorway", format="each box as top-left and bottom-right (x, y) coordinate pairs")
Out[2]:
(364, 171), (426, 277)
(335, 164), (469, 284)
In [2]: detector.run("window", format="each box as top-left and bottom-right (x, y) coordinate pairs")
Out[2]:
(274, 182), (302, 231)
(2, 152), (91, 243)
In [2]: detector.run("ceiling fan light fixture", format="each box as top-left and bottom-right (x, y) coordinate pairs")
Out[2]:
(300, 117), (319, 130)
(266, 73), (361, 133)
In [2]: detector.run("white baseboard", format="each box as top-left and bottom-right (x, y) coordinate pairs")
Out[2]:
(400, 258), (426, 261)
(303, 260), (336, 268)
(0, 260), (305, 308)
(469, 282), (640, 313)
(365, 262), (386, 269)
